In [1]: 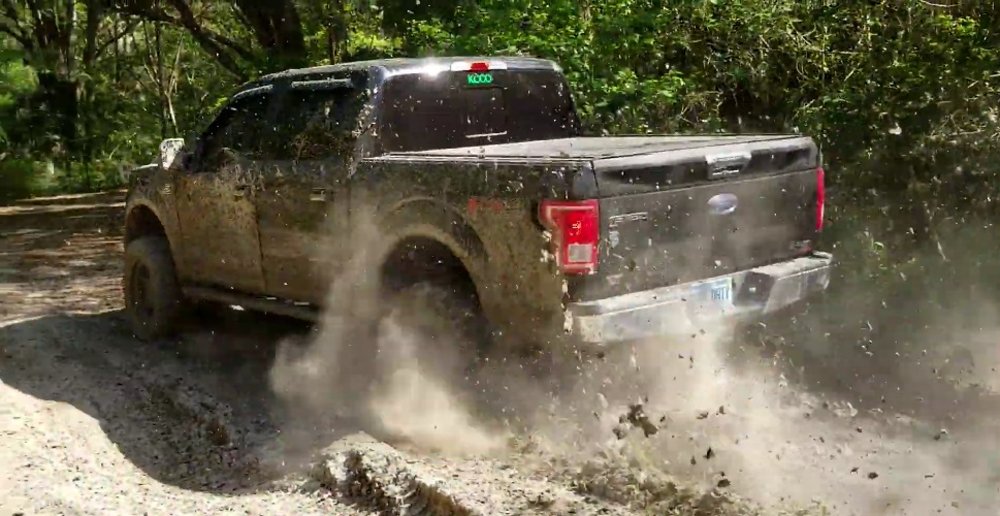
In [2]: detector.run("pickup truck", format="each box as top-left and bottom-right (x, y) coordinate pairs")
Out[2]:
(123, 56), (832, 354)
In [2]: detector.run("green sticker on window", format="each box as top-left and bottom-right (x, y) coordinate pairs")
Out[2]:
(466, 72), (494, 86)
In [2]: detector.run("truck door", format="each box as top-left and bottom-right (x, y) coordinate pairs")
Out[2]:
(254, 79), (366, 304)
(174, 88), (273, 294)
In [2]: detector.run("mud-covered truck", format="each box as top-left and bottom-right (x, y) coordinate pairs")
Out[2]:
(123, 56), (832, 352)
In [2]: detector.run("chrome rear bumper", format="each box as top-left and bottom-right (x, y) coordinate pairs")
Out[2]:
(567, 252), (832, 344)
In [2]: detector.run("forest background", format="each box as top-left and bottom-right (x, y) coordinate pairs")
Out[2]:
(2, 0), (999, 307)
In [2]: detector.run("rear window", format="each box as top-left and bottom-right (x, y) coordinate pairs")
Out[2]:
(380, 69), (578, 152)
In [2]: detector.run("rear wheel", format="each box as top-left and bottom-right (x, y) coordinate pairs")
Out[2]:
(375, 279), (490, 381)
(124, 236), (183, 340)
(348, 278), (493, 429)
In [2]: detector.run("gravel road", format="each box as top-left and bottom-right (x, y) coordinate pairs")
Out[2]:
(2, 192), (998, 515)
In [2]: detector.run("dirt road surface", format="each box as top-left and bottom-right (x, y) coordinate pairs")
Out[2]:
(2, 192), (998, 515)
(0, 192), (640, 515)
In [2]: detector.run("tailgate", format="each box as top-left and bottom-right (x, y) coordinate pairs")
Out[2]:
(574, 136), (821, 300)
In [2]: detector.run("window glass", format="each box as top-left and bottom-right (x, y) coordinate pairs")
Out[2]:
(266, 87), (365, 161)
(381, 70), (577, 152)
(462, 87), (506, 137)
(199, 93), (270, 170)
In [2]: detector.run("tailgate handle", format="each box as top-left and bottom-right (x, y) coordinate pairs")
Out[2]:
(310, 188), (327, 202)
(707, 152), (751, 180)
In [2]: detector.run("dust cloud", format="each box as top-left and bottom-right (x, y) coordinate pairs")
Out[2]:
(364, 307), (506, 455)
(573, 215), (1000, 515)
(268, 211), (506, 459)
(267, 204), (1000, 515)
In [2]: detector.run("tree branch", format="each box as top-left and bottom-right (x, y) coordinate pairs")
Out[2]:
(1, 0), (20, 25)
(94, 19), (140, 59)
(232, 0), (306, 65)
(167, 40), (183, 94)
(230, 3), (253, 35)
(112, 1), (179, 25)
(24, 0), (46, 48)
(0, 21), (32, 49)
(24, 0), (41, 27)
(163, 0), (247, 80)
(112, 0), (247, 81)
(206, 31), (256, 63)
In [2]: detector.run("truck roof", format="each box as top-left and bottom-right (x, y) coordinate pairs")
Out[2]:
(237, 56), (561, 95)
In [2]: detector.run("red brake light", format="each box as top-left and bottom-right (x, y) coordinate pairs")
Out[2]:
(539, 199), (600, 275)
(816, 166), (826, 232)
(469, 61), (489, 72)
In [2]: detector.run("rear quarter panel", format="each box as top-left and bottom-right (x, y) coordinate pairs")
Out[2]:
(352, 157), (590, 349)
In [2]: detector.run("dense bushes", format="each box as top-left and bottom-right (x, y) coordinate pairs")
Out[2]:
(0, 1), (997, 207)
(0, 159), (49, 202)
(434, 1), (1000, 204)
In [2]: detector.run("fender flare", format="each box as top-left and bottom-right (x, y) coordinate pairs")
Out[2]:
(379, 198), (489, 286)
(124, 199), (180, 255)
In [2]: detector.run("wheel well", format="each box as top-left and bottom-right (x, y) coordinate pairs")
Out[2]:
(380, 237), (479, 301)
(125, 205), (167, 244)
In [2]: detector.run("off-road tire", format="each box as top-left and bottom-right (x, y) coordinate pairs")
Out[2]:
(124, 236), (183, 341)
(381, 281), (490, 368)
(340, 280), (490, 426)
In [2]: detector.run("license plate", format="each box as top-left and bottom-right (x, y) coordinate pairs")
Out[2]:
(693, 277), (734, 308)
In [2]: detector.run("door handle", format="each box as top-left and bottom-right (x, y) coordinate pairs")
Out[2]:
(310, 188), (327, 202)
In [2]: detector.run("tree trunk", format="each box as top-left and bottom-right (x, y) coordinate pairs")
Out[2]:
(233, 0), (307, 70)
(80, 0), (104, 191)
(154, 16), (167, 140)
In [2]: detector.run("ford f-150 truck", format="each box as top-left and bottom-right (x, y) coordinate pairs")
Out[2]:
(123, 56), (832, 353)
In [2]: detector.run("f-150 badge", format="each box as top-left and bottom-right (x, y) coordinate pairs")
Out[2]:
(608, 212), (649, 228)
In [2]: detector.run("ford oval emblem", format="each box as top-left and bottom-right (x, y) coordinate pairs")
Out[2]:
(708, 193), (738, 216)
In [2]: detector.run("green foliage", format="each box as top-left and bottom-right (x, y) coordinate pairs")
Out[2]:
(0, 159), (50, 202)
(0, 48), (38, 144)
(0, 48), (44, 201)
(0, 0), (997, 212)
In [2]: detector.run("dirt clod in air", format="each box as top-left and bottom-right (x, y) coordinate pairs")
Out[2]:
(613, 403), (659, 439)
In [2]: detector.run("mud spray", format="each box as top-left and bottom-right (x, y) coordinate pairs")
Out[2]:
(267, 209), (1000, 515)
(268, 211), (506, 459)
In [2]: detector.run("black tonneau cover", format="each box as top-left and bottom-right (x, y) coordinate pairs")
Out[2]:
(380, 135), (818, 196)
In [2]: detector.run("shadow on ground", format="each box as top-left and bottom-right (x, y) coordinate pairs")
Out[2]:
(0, 308), (346, 494)
(0, 189), (361, 496)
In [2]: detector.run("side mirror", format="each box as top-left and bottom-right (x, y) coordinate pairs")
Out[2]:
(158, 138), (189, 171)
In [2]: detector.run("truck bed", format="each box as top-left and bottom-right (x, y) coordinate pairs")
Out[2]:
(381, 134), (822, 302)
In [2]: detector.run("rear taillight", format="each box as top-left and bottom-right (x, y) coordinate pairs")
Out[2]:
(539, 199), (600, 275)
(816, 166), (825, 232)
